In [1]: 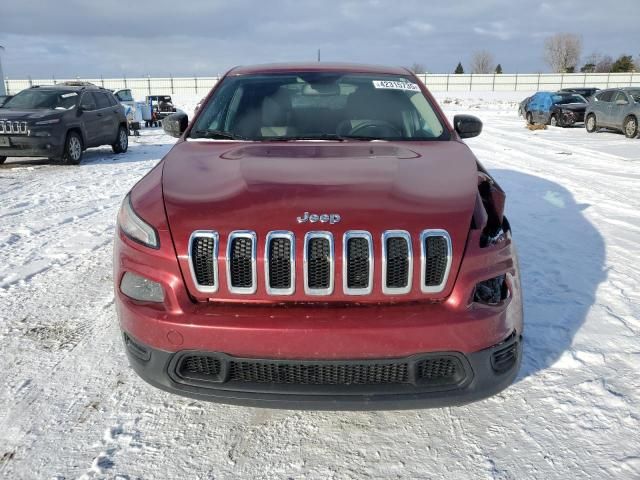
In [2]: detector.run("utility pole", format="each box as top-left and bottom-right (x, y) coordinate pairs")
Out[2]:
(0, 46), (6, 96)
(317, 49), (321, 62)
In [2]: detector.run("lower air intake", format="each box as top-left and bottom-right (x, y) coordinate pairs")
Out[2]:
(228, 361), (410, 385)
(173, 354), (468, 387)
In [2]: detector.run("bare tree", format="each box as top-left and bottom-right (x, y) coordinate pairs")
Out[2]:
(543, 33), (582, 73)
(595, 55), (614, 73)
(408, 63), (427, 74)
(470, 50), (495, 74)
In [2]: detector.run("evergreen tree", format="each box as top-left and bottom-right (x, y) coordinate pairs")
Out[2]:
(580, 63), (596, 73)
(495, 64), (503, 74)
(611, 55), (634, 73)
(454, 62), (464, 74)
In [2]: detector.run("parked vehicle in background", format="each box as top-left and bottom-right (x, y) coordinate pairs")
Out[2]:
(559, 87), (600, 101)
(586, 88), (640, 138)
(0, 95), (12, 107)
(144, 95), (176, 126)
(114, 89), (142, 135)
(525, 91), (588, 127)
(0, 84), (128, 165)
(115, 62), (523, 409)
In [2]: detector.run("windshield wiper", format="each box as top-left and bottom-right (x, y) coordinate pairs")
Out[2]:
(338, 135), (389, 141)
(192, 129), (247, 140)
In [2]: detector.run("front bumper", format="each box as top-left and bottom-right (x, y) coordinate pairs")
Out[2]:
(0, 135), (64, 158)
(122, 331), (522, 410)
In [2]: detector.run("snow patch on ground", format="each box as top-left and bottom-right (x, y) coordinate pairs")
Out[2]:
(0, 93), (638, 479)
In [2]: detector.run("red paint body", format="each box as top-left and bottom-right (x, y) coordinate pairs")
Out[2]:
(114, 64), (523, 406)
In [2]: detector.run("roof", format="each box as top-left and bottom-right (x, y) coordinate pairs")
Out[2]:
(229, 62), (411, 76)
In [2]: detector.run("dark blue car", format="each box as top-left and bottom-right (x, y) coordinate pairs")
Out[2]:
(525, 91), (588, 127)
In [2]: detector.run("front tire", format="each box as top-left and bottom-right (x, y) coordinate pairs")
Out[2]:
(550, 114), (559, 127)
(112, 126), (129, 154)
(623, 115), (638, 138)
(61, 132), (83, 165)
(0, 156), (6, 164)
(585, 114), (597, 133)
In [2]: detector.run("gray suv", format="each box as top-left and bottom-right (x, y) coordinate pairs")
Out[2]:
(0, 84), (129, 165)
(585, 88), (640, 138)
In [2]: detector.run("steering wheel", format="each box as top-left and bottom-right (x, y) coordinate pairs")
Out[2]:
(345, 120), (402, 137)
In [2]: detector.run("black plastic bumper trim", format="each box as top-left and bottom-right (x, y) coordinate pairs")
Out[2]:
(122, 332), (522, 411)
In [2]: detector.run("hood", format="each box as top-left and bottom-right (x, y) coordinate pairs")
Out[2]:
(0, 109), (64, 121)
(556, 103), (587, 112)
(162, 140), (479, 301)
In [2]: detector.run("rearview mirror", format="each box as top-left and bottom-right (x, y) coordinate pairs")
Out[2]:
(453, 114), (482, 139)
(163, 112), (188, 138)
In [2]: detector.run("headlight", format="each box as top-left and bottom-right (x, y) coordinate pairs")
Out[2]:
(117, 194), (159, 248)
(34, 118), (61, 126)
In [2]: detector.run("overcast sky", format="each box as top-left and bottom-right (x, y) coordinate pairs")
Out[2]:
(1, 0), (638, 78)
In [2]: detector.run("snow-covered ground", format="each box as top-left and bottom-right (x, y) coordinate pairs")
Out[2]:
(1, 93), (639, 479)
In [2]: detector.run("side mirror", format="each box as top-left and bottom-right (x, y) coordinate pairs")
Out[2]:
(615, 99), (629, 106)
(163, 112), (189, 138)
(453, 114), (482, 139)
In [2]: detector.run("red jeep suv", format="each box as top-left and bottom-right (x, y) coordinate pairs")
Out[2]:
(114, 63), (523, 409)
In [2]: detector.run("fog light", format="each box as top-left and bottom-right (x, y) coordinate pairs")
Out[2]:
(120, 272), (164, 302)
(473, 274), (507, 305)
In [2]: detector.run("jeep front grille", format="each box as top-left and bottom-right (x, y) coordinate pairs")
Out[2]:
(0, 121), (29, 135)
(187, 229), (452, 296)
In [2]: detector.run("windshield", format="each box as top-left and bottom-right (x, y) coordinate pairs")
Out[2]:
(190, 72), (446, 141)
(2, 90), (79, 110)
(116, 90), (134, 102)
(552, 94), (586, 105)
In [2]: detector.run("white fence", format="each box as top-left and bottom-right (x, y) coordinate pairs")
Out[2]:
(4, 73), (639, 97)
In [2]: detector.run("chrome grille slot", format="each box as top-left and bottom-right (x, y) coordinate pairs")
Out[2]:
(420, 230), (452, 293)
(226, 231), (257, 294)
(265, 231), (295, 295)
(304, 232), (334, 295)
(343, 231), (373, 295)
(0, 121), (29, 135)
(382, 231), (412, 294)
(188, 231), (219, 293)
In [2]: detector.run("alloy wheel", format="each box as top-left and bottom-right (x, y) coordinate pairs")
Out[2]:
(69, 136), (82, 161)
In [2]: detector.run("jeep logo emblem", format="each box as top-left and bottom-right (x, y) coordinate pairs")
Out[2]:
(297, 212), (341, 224)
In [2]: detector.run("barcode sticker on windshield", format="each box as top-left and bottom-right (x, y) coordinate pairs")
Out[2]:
(372, 80), (420, 92)
(61, 92), (78, 98)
